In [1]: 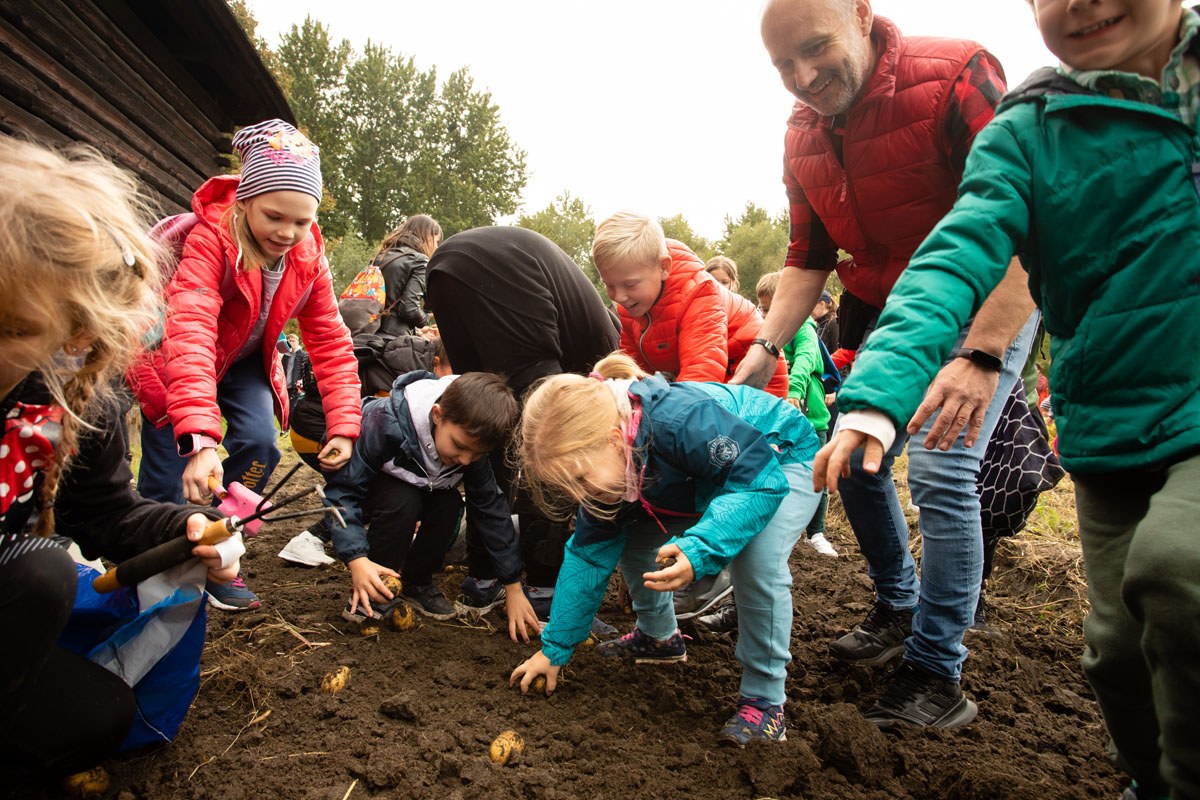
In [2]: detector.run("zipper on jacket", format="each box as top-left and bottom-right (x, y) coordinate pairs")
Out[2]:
(637, 310), (655, 368)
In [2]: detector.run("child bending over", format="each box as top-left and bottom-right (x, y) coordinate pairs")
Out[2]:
(510, 353), (821, 746)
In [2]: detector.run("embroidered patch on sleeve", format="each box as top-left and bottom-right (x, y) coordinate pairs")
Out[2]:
(707, 436), (740, 468)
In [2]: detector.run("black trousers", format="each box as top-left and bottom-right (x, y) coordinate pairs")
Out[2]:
(364, 471), (463, 586)
(0, 545), (135, 780)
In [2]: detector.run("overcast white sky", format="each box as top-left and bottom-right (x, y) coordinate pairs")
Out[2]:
(247, 1), (1054, 240)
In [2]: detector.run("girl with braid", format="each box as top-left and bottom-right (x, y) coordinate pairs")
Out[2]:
(0, 137), (239, 783)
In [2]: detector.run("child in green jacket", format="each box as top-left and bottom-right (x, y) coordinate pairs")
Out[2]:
(817, 3), (1200, 798)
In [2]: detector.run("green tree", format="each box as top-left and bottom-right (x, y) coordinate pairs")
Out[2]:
(325, 228), (379, 294)
(717, 203), (790, 300)
(659, 214), (713, 261)
(517, 192), (601, 291)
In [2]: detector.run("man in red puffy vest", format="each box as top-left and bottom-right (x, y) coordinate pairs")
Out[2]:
(733, 0), (1040, 730)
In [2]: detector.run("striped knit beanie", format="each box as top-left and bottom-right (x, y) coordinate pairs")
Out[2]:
(231, 119), (322, 202)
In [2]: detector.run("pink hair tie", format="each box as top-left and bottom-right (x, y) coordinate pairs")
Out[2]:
(588, 371), (605, 380)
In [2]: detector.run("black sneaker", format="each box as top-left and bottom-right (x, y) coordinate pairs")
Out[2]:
(864, 661), (978, 730)
(829, 601), (913, 666)
(402, 584), (457, 621)
(694, 602), (738, 634)
(673, 568), (733, 621)
(458, 576), (505, 613)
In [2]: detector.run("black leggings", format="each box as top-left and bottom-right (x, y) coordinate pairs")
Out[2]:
(0, 545), (135, 780)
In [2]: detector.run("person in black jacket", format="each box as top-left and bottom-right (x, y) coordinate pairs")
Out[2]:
(0, 137), (238, 782)
(425, 227), (620, 625)
(375, 214), (442, 337)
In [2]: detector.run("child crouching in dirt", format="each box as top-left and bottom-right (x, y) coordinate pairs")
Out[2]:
(322, 371), (541, 640)
(0, 136), (240, 783)
(816, 2), (1200, 796)
(509, 353), (821, 746)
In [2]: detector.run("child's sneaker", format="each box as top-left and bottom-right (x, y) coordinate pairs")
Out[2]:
(278, 530), (336, 566)
(458, 576), (505, 613)
(804, 532), (839, 557)
(206, 575), (261, 612)
(673, 567), (733, 620)
(595, 627), (688, 664)
(694, 602), (738, 635)
(402, 584), (457, 620)
(718, 698), (787, 747)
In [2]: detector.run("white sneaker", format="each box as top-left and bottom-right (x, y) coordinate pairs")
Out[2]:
(805, 533), (839, 557)
(278, 531), (336, 566)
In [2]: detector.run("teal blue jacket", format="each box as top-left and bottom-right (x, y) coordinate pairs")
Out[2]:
(540, 376), (818, 665)
(838, 69), (1200, 473)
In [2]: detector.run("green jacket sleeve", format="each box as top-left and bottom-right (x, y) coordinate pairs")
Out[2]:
(837, 111), (1035, 426)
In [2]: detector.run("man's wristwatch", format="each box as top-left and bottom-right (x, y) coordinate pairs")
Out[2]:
(753, 337), (781, 357)
(177, 433), (220, 457)
(954, 348), (1003, 372)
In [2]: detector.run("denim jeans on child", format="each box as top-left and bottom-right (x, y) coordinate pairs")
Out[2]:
(137, 356), (282, 503)
(621, 461), (821, 706)
(836, 312), (1039, 680)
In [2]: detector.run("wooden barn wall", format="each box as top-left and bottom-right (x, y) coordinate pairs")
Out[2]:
(0, 0), (243, 214)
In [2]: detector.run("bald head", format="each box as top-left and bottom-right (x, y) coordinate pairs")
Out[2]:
(761, 0), (875, 116)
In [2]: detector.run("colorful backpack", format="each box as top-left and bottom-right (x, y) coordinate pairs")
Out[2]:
(338, 261), (387, 335)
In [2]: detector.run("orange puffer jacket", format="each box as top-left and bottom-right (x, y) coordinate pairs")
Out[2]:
(617, 240), (788, 397)
(128, 175), (361, 443)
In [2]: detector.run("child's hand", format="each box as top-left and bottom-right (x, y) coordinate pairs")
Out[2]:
(347, 557), (400, 614)
(318, 436), (354, 471)
(643, 544), (694, 592)
(187, 513), (241, 583)
(504, 582), (541, 643)
(510, 650), (560, 695)
(785, 397), (802, 410)
(813, 429), (884, 493)
(182, 449), (222, 504)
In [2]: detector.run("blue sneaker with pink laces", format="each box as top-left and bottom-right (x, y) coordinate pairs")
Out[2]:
(206, 574), (261, 612)
(595, 627), (688, 664)
(718, 697), (787, 746)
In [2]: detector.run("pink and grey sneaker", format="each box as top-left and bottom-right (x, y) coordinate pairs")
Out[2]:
(206, 575), (261, 612)
(718, 697), (787, 746)
(595, 627), (688, 664)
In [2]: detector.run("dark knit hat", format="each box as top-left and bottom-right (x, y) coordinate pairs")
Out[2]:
(231, 119), (322, 202)
(819, 290), (834, 304)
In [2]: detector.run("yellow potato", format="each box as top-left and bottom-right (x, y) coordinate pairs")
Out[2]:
(320, 665), (351, 694)
(360, 621), (382, 637)
(381, 574), (403, 598)
(62, 766), (109, 798)
(488, 730), (525, 765)
(531, 675), (548, 695)
(389, 603), (417, 631)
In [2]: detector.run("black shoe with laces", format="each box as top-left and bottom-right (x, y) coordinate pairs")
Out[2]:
(829, 601), (913, 666)
(864, 661), (978, 730)
(402, 584), (457, 620)
(694, 602), (738, 634)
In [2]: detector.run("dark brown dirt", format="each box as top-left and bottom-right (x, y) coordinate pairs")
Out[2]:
(22, 467), (1120, 800)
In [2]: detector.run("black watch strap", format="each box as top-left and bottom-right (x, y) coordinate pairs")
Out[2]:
(753, 337), (781, 357)
(955, 347), (1003, 371)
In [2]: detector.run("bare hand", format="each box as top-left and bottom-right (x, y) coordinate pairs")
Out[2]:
(728, 346), (776, 390)
(510, 650), (561, 695)
(188, 513), (240, 582)
(182, 448), (222, 504)
(347, 557), (400, 615)
(504, 582), (542, 643)
(813, 429), (884, 493)
(643, 544), (694, 592)
(318, 436), (354, 471)
(907, 359), (1001, 450)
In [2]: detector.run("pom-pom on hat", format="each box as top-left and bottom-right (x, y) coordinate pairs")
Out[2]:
(231, 119), (322, 202)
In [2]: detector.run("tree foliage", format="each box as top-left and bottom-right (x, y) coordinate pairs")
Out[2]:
(517, 192), (602, 292)
(715, 203), (790, 300)
(658, 214), (713, 262)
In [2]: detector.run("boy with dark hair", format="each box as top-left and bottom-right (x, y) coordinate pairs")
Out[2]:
(818, 1), (1200, 796)
(324, 371), (540, 638)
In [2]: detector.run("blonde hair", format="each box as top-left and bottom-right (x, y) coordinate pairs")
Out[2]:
(705, 255), (740, 293)
(756, 270), (781, 299)
(516, 352), (647, 521)
(591, 211), (667, 271)
(0, 136), (164, 537)
(222, 200), (271, 273)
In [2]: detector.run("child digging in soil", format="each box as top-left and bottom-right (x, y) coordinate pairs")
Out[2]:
(816, 1), (1200, 797)
(322, 371), (541, 640)
(0, 136), (241, 783)
(509, 353), (821, 746)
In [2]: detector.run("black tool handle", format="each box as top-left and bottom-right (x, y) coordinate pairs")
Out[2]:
(92, 518), (234, 593)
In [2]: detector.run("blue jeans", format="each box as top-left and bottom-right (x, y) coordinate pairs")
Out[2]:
(837, 313), (1039, 680)
(623, 462), (821, 706)
(138, 356), (282, 504)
